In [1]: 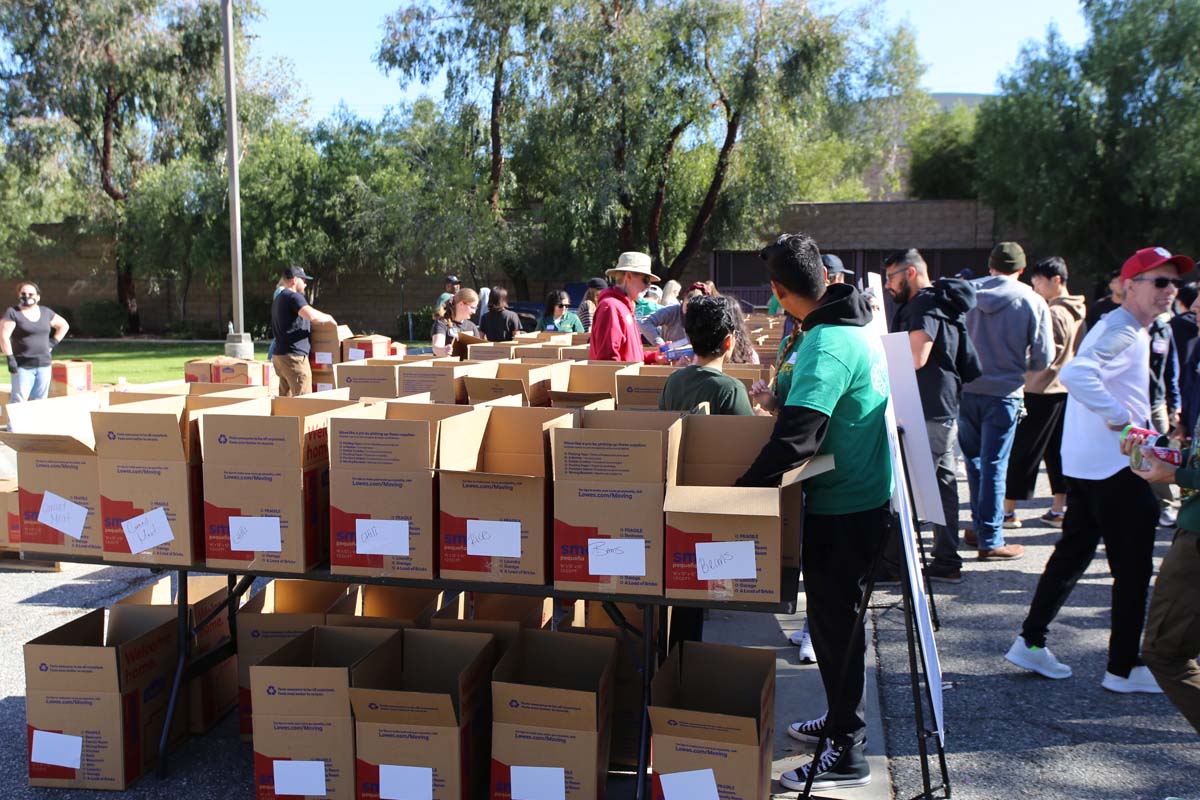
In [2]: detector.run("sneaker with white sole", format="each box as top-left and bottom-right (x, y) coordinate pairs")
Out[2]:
(1005, 635), (1072, 679)
(788, 622), (817, 664)
(786, 712), (827, 744)
(1003, 512), (1022, 529)
(779, 740), (871, 792)
(1102, 665), (1164, 694)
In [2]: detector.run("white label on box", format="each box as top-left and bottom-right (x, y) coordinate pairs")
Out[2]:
(587, 537), (646, 577)
(30, 730), (82, 769)
(379, 764), (433, 800)
(466, 519), (521, 558)
(274, 760), (327, 796)
(229, 516), (282, 552)
(695, 540), (757, 581)
(348, 347), (366, 360)
(315, 351), (333, 365)
(37, 491), (87, 540)
(317, 382), (334, 392)
(121, 506), (175, 554)
(356, 518), (410, 556)
(510, 766), (565, 800)
(660, 768), (719, 800)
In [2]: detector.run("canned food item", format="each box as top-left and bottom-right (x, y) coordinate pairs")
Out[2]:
(1121, 424), (1168, 446)
(1130, 445), (1183, 471)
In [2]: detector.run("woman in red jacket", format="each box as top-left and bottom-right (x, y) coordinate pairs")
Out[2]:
(589, 252), (663, 363)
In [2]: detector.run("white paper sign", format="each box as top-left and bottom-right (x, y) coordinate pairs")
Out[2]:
(466, 519), (521, 558)
(695, 540), (757, 580)
(121, 507), (175, 554)
(510, 766), (566, 800)
(316, 382), (334, 392)
(229, 516), (282, 552)
(587, 537), (646, 577)
(379, 764), (433, 800)
(273, 760), (327, 796)
(348, 347), (366, 360)
(356, 519), (410, 556)
(660, 769), (719, 800)
(315, 351), (333, 365)
(30, 730), (82, 769)
(37, 491), (87, 540)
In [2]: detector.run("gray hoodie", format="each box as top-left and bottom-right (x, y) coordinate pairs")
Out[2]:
(962, 275), (1055, 398)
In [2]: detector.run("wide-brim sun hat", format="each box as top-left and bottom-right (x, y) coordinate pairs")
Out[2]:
(606, 251), (661, 283)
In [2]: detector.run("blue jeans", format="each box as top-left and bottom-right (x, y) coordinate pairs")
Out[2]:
(958, 393), (1022, 551)
(10, 365), (51, 402)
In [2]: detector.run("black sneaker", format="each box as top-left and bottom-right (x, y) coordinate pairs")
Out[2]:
(780, 740), (871, 791)
(926, 563), (963, 584)
(785, 712), (826, 744)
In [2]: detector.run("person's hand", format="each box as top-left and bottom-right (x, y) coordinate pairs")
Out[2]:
(1133, 449), (1178, 485)
(749, 378), (774, 409)
(1119, 430), (1149, 457)
(753, 406), (773, 417)
(1107, 417), (1132, 432)
(5, 355), (16, 374)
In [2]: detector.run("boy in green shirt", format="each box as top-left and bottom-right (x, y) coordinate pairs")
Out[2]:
(658, 295), (754, 416)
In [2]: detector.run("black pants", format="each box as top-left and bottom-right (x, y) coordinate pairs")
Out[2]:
(804, 503), (891, 746)
(1005, 392), (1068, 500)
(1020, 468), (1157, 676)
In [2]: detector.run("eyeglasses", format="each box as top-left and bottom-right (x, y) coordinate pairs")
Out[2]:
(884, 267), (908, 282)
(555, 303), (568, 309)
(1130, 276), (1184, 289)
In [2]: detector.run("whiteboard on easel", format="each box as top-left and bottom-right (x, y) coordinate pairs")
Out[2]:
(880, 333), (946, 526)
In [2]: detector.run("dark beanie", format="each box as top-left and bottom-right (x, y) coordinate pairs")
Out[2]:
(989, 242), (1026, 273)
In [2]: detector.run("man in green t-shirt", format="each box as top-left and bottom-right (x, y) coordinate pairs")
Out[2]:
(737, 232), (892, 793)
(659, 295), (754, 416)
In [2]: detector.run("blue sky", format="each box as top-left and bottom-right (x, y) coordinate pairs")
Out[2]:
(248, 0), (1090, 123)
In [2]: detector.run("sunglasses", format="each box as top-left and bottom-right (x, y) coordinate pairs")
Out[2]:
(1130, 276), (1184, 289)
(555, 303), (568, 308)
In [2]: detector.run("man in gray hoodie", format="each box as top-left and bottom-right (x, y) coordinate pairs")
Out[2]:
(959, 242), (1055, 560)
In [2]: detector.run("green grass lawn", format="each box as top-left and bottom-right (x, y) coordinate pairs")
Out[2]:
(53, 340), (256, 385)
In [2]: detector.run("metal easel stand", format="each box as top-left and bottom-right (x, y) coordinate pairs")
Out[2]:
(599, 601), (657, 800)
(897, 427), (941, 630)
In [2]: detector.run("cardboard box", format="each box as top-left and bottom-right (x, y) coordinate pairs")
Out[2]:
(511, 344), (562, 360)
(236, 579), (352, 738)
(549, 361), (640, 407)
(389, 342), (407, 357)
(437, 406), (574, 584)
(552, 410), (683, 597)
(333, 362), (402, 400)
(490, 630), (616, 800)
(464, 360), (571, 407)
(310, 321), (354, 367)
(211, 357), (273, 386)
(185, 358), (218, 383)
(325, 585), (443, 629)
(92, 395), (273, 567)
(431, 593), (552, 655)
(329, 403), (477, 580)
(201, 397), (364, 573)
(396, 360), (500, 404)
(615, 370), (670, 409)
(663, 415), (832, 603)
(251, 626), (394, 800)
(115, 575), (238, 734)
(351, 629), (495, 800)
(341, 334), (391, 362)
(25, 606), (179, 790)
(312, 365), (337, 393)
(467, 341), (522, 361)
(0, 477), (19, 551)
(49, 359), (92, 397)
(649, 642), (776, 800)
(560, 345), (592, 361)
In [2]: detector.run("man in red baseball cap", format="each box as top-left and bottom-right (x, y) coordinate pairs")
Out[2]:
(1007, 246), (1192, 694)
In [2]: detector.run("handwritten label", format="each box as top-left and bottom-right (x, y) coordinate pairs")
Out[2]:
(37, 491), (87, 540)
(348, 347), (366, 360)
(466, 519), (521, 558)
(30, 730), (82, 769)
(121, 506), (175, 554)
(379, 765), (433, 800)
(356, 519), (410, 556)
(510, 766), (565, 800)
(315, 351), (333, 365)
(587, 537), (646, 577)
(274, 760), (326, 796)
(660, 769), (719, 800)
(229, 516), (282, 553)
(694, 540), (757, 581)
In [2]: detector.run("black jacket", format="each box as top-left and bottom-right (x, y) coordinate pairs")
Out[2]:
(896, 278), (982, 384)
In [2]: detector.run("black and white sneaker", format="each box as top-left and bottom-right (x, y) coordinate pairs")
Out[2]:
(785, 712), (826, 744)
(780, 740), (871, 791)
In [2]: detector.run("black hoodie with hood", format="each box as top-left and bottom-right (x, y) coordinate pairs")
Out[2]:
(736, 283), (875, 487)
(892, 277), (982, 420)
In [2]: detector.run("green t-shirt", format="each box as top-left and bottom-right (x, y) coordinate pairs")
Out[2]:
(768, 295), (782, 315)
(534, 311), (584, 333)
(785, 323), (892, 514)
(659, 365), (754, 416)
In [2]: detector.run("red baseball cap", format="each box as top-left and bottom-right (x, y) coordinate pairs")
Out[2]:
(1120, 247), (1195, 281)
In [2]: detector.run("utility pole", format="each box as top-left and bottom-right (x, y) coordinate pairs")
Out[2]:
(222, 0), (253, 359)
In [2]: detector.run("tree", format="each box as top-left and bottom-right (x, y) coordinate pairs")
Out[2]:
(975, 0), (1200, 276)
(908, 104), (977, 200)
(0, 116), (86, 270)
(0, 0), (245, 331)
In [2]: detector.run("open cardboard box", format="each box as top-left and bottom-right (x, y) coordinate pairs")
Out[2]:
(467, 341), (523, 361)
(333, 362), (403, 400)
(464, 360), (571, 407)
(351, 629), (496, 800)
(431, 593), (553, 655)
(325, 584), (445, 629)
(552, 409), (683, 597)
(341, 334), (391, 362)
(329, 402), (476, 580)
(396, 359), (500, 403)
(664, 414), (833, 602)
(437, 406), (574, 585)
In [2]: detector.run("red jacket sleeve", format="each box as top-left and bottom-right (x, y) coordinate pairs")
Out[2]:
(588, 302), (624, 361)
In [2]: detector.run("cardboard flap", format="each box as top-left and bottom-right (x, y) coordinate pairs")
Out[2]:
(649, 641), (774, 746)
(779, 454), (836, 487)
(328, 585), (442, 627)
(492, 630), (615, 731)
(549, 390), (614, 409)
(465, 376), (530, 406)
(4, 391), (107, 436)
(272, 396), (358, 419)
(480, 407), (573, 478)
(0, 430), (96, 456)
(330, 415), (435, 470)
(677, 414), (775, 487)
(566, 363), (639, 395)
(451, 332), (487, 360)
(267, 580), (352, 614)
(252, 626), (396, 715)
(383, 402), (475, 424)
(91, 398), (187, 460)
(664, 485), (779, 517)
(24, 610), (119, 692)
(551, 427), (666, 483)
(437, 408), (492, 472)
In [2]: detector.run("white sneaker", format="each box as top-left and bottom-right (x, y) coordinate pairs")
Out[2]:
(789, 622), (818, 664)
(1005, 635), (1072, 679)
(1102, 666), (1164, 694)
